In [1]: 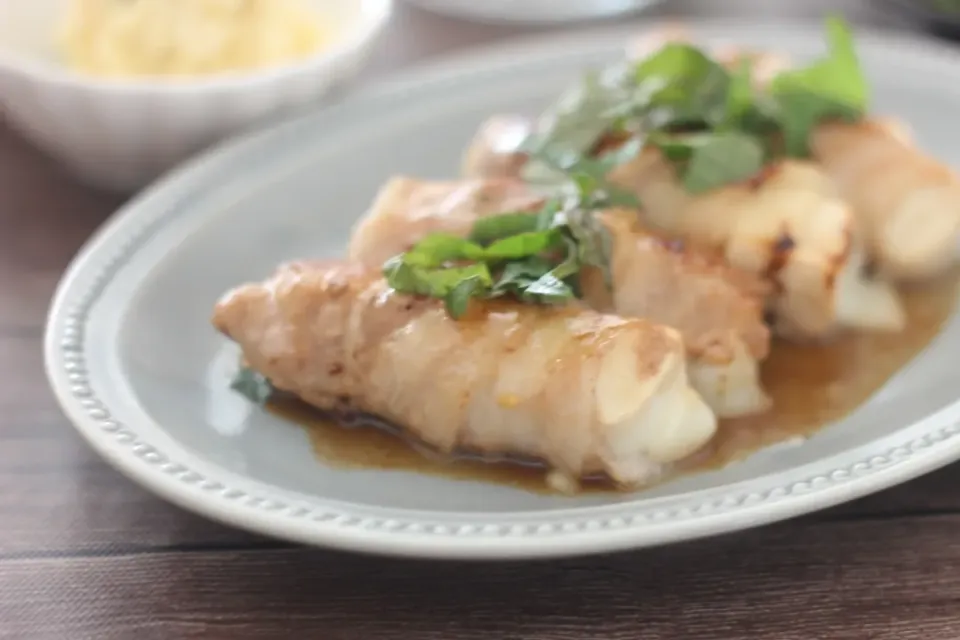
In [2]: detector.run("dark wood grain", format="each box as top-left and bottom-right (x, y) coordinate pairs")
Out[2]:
(4, 517), (960, 640)
(3, 1), (959, 639)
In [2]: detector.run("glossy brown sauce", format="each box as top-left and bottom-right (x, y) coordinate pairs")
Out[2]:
(267, 270), (960, 494)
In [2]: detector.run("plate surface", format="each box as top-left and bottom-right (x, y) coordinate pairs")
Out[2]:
(45, 19), (960, 560)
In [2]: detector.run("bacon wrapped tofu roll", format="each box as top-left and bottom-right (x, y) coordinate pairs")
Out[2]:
(212, 261), (717, 491)
(348, 176), (772, 418)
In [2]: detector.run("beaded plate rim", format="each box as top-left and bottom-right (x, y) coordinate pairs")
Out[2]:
(44, 19), (960, 559)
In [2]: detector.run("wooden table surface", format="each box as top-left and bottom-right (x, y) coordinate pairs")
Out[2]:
(4, 1), (960, 638)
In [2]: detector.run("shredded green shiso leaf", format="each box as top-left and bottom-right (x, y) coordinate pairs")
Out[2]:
(383, 171), (635, 319)
(520, 15), (868, 194)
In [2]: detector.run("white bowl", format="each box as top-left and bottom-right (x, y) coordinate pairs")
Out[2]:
(0, 0), (393, 191)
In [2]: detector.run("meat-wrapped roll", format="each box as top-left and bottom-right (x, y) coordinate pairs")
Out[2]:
(629, 30), (960, 281)
(608, 151), (905, 339)
(348, 176), (772, 418)
(811, 120), (960, 281)
(596, 209), (771, 417)
(212, 261), (717, 491)
(460, 115), (905, 340)
(349, 175), (544, 264)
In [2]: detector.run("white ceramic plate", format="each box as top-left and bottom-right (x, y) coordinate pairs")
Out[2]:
(45, 19), (960, 560)
(402, 0), (660, 24)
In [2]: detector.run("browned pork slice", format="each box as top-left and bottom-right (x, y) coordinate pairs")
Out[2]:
(348, 175), (545, 264)
(607, 150), (906, 340)
(596, 209), (771, 416)
(348, 176), (773, 417)
(811, 120), (960, 281)
(627, 28), (960, 281)
(212, 261), (717, 491)
(461, 115), (906, 340)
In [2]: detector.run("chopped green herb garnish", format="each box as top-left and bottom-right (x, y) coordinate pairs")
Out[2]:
(484, 229), (564, 260)
(399, 234), (485, 267)
(492, 252), (577, 304)
(230, 366), (274, 404)
(627, 43), (732, 130)
(557, 174), (620, 286)
(770, 16), (868, 156)
(383, 173), (622, 318)
(519, 66), (638, 185)
(468, 212), (539, 244)
(444, 274), (491, 319)
(382, 258), (494, 305)
(519, 15), (868, 193)
(722, 58), (756, 130)
(651, 130), (766, 194)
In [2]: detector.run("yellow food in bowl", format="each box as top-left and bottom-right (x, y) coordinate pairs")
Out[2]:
(58, 0), (333, 78)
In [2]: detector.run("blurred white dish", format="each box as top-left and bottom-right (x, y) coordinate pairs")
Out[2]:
(0, 0), (392, 191)
(403, 0), (661, 24)
(44, 19), (960, 560)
